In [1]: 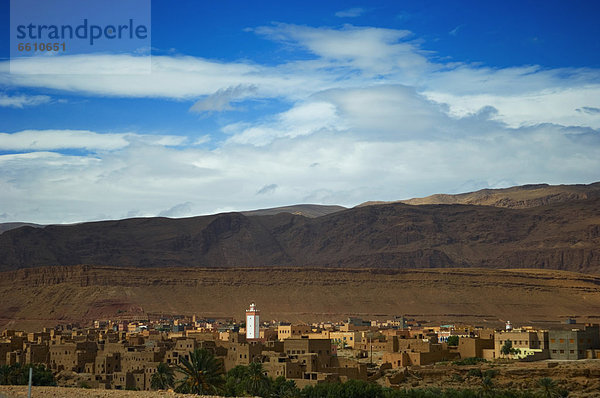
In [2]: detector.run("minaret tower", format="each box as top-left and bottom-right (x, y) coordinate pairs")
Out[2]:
(246, 302), (260, 340)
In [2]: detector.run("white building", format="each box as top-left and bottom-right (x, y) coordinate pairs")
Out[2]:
(246, 302), (260, 339)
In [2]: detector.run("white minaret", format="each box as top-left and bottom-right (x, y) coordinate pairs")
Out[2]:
(246, 302), (260, 340)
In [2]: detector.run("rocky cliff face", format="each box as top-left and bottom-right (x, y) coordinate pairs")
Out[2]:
(3, 265), (600, 331)
(0, 197), (599, 273)
(363, 181), (600, 209)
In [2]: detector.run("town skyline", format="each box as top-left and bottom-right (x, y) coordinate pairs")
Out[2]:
(1, 301), (598, 394)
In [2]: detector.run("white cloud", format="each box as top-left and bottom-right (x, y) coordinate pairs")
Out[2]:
(0, 53), (341, 101)
(190, 84), (258, 113)
(159, 202), (194, 217)
(577, 106), (600, 115)
(0, 92), (51, 108)
(1, 23), (600, 223)
(256, 184), (278, 195)
(0, 129), (187, 151)
(2, 25), (599, 130)
(224, 101), (344, 146)
(253, 24), (426, 76)
(335, 8), (365, 18)
(423, 85), (600, 129)
(1, 118), (597, 224)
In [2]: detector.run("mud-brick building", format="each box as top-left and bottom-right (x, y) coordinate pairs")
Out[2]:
(549, 324), (600, 360)
(382, 336), (452, 368)
(121, 348), (163, 372)
(92, 351), (121, 374)
(49, 341), (98, 372)
(494, 329), (549, 360)
(283, 338), (333, 370)
(278, 324), (312, 340)
(458, 337), (494, 359)
(225, 340), (263, 370)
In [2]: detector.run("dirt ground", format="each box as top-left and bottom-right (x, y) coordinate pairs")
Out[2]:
(377, 359), (600, 397)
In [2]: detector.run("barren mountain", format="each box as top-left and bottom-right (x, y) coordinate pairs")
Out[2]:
(0, 197), (599, 273)
(360, 182), (600, 209)
(2, 265), (600, 331)
(0, 222), (43, 234)
(0, 205), (344, 235)
(241, 204), (345, 217)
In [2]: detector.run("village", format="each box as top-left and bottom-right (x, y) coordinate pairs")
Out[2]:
(1, 303), (600, 393)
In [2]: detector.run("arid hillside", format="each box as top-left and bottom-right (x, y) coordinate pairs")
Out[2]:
(0, 197), (599, 273)
(360, 182), (600, 209)
(2, 265), (600, 331)
(241, 203), (346, 217)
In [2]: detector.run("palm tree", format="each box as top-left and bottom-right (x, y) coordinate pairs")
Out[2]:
(244, 361), (271, 397)
(538, 377), (560, 398)
(175, 349), (224, 394)
(150, 362), (174, 390)
(270, 376), (300, 398)
(224, 365), (248, 397)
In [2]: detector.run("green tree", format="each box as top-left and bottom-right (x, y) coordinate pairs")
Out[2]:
(537, 377), (565, 398)
(447, 335), (460, 346)
(224, 365), (248, 397)
(175, 349), (224, 395)
(271, 376), (300, 398)
(150, 362), (175, 390)
(0, 365), (11, 385)
(244, 362), (271, 397)
(500, 340), (513, 357)
(0, 364), (55, 386)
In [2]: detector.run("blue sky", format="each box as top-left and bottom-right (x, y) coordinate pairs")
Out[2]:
(1, 0), (600, 223)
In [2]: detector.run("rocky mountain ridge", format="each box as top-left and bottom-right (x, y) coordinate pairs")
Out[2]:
(361, 182), (600, 209)
(0, 195), (599, 273)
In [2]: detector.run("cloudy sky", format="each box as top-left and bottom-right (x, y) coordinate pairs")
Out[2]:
(1, 0), (600, 224)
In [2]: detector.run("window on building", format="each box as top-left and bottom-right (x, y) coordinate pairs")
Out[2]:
(550, 339), (555, 343)
(569, 339), (574, 344)
(560, 350), (564, 354)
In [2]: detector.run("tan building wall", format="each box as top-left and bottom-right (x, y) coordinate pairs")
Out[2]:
(278, 325), (312, 340)
(495, 329), (549, 359)
(383, 349), (449, 367)
(458, 337), (494, 359)
(121, 350), (162, 373)
(225, 341), (263, 371)
(330, 331), (361, 348)
(94, 352), (121, 374)
(262, 354), (304, 379)
(283, 339), (332, 371)
(49, 342), (98, 372)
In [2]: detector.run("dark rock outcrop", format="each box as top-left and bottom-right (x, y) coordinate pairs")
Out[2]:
(0, 196), (599, 273)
